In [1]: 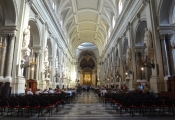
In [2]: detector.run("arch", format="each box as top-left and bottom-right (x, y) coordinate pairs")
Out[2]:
(47, 38), (53, 58)
(78, 52), (97, 63)
(79, 54), (96, 69)
(116, 48), (119, 57)
(28, 20), (41, 47)
(159, 0), (173, 24)
(135, 20), (147, 46)
(73, 40), (102, 56)
(118, 0), (123, 15)
(0, 0), (17, 25)
(122, 38), (128, 56)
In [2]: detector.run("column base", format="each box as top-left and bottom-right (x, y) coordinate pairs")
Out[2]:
(0, 76), (12, 82)
(163, 75), (170, 92)
(40, 80), (46, 90)
(52, 82), (56, 89)
(12, 76), (26, 94)
(150, 76), (160, 93)
(128, 79), (135, 91)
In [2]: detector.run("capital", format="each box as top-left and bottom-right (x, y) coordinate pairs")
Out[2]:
(142, 0), (149, 5)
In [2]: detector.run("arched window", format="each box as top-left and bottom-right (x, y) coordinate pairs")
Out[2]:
(119, 0), (123, 14)
(172, 6), (175, 24)
(52, 1), (56, 10)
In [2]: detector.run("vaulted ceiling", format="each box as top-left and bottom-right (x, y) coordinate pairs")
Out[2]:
(56, 0), (121, 56)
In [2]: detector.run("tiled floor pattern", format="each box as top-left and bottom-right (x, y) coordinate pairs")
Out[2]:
(0, 91), (175, 120)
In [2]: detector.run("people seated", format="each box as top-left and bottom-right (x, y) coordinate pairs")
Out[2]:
(123, 84), (128, 91)
(111, 89), (116, 93)
(56, 88), (61, 93)
(43, 89), (48, 93)
(27, 88), (33, 95)
(143, 84), (150, 95)
(137, 83), (144, 90)
(35, 89), (41, 95)
(48, 88), (54, 93)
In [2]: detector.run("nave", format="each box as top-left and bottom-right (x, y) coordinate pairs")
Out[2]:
(1, 91), (175, 120)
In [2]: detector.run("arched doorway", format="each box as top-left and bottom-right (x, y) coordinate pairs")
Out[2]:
(79, 53), (96, 86)
(135, 20), (152, 83)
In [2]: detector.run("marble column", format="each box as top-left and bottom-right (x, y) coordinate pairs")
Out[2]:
(5, 34), (15, 80)
(0, 37), (7, 78)
(160, 34), (169, 91)
(36, 52), (40, 80)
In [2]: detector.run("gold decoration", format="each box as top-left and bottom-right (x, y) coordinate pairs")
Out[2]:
(85, 54), (90, 61)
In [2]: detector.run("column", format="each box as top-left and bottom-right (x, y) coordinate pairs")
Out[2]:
(5, 34), (15, 79)
(36, 52), (40, 80)
(0, 37), (7, 78)
(145, 1), (164, 92)
(127, 23), (135, 90)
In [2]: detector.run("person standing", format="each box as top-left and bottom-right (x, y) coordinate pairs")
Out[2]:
(87, 85), (90, 96)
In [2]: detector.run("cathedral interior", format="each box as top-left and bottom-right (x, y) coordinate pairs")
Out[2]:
(0, 0), (175, 119)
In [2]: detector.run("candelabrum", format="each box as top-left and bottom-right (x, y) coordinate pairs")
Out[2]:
(55, 69), (60, 78)
(20, 58), (37, 69)
(20, 50), (38, 69)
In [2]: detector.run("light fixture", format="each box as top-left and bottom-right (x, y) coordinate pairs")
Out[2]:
(29, 50), (37, 65)
(141, 67), (144, 71)
(20, 50), (38, 68)
(31, 66), (34, 71)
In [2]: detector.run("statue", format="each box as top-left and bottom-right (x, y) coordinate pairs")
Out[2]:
(116, 57), (120, 67)
(23, 26), (31, 48)
(44, 46), (48, 61)
(144, 28), (153, 48)
(126, 47), (132, 64)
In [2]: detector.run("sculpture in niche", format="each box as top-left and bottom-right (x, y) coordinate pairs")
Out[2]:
(44, 46), (48, 61)
(116, 57), (120, 67)
(144, 28), (153, 48)
(111, 62), (113, 71)
(126, 47), (132, 64)
(23, 26), (31, 48)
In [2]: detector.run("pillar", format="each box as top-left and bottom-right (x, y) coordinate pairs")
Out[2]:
(5, 34), (15, 81)
(0, 37), (7, 78)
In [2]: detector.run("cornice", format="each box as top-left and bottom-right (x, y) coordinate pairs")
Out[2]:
(31, 0), (73, 58)
(43, 0), (73, 58)
(157, 25), (175, 34)
(101, 0), (144, 59)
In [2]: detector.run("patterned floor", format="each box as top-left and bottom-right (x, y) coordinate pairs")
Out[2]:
(0, 91), (175, 120)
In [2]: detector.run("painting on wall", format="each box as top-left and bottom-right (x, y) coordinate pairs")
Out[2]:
(80, 56), (95, 69)
(83, 72), (92, 85)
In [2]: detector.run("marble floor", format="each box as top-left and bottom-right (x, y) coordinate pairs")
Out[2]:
(0, 91), (175, 120)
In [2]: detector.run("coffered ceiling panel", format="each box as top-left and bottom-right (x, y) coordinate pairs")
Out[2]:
(57, 0), (124, 55)
(80, 31), (95, 38)
(76, 0), (99, 10)
(79, 23), (96, 31)
(78, 12), (98, 22)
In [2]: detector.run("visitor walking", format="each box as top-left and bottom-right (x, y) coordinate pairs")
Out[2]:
(87, 85), (90, 96)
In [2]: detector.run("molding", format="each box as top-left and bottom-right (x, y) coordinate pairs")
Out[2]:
(157, 25), (175, 34)
(142, 0), (150, 5)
